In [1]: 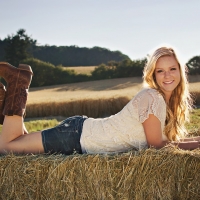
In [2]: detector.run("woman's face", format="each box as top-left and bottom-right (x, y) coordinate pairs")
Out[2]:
(154, 55), (181, 102)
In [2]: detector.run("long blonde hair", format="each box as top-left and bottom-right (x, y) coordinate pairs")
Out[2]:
(143, 46), (193, 141)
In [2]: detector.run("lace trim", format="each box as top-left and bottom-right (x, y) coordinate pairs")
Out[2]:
(131, 88), (166, 125)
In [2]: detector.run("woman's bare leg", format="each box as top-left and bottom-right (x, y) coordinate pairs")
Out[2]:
(0, 63), (43, 154)
(0, 115), (44, 154)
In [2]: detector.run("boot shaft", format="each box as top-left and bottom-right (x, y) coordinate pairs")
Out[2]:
(0, 62), (33, 117)
(0, 62), (33, 89)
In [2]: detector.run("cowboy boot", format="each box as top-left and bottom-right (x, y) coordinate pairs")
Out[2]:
(0, 64), (30, 123)
(0, 82), (6, 124)
(0, 82), (29, 133)
(0, 62), (33, 116)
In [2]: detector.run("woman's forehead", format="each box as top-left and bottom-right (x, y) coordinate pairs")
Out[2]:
(155, 56), (178, 67)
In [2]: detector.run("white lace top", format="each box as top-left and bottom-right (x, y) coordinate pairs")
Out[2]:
(80, 88), (168, 154)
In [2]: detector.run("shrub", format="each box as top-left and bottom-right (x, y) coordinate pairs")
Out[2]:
(22, 58), (90, 87)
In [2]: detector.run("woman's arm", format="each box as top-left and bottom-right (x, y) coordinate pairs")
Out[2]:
(180, 136), (200, 142)
(142, 114), (199, 150)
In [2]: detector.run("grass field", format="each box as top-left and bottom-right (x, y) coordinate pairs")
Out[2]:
(26, 77), (144, 118)
(28, 77), (143, 104)
(64, 66), (96, 75)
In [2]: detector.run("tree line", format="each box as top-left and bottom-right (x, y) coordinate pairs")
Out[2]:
(0, 29), (129, 67)
(0, 29), (199, 87)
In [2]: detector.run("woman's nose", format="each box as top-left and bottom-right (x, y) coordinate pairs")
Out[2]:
(164, 71), (170, 77)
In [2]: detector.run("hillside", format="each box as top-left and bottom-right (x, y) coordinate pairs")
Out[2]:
(0, 39), (130, 66)
(32, 46), (130, 66)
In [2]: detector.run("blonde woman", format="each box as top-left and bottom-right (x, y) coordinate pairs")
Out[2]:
(0, 46), (200, 155)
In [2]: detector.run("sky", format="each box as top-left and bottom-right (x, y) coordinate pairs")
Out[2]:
(1, 0), (200, 63)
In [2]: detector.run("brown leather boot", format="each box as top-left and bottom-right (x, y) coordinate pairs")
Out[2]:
(0, 82), (6, 124)
(0, 62), (33, 116)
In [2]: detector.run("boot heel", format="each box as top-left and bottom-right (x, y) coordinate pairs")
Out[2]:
(18, 64), (33, 75)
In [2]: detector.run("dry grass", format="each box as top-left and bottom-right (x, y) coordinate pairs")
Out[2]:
(28, 77), (143, 104)
(64, 66), (96, 75)
(26, 97), (130, 118)
(1, 147), (200, 199)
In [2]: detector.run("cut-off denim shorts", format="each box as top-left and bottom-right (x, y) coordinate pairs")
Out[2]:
(41, 115), (88, 155)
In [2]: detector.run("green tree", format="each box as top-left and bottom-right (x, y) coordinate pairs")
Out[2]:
(4, 29), (36, 66)
(115, 58), (146, 77)
(91, 58), (146, 80)
(91, 63), (116, 80)
(187, 56), (200, 75)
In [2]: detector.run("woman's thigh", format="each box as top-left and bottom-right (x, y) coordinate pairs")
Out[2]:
(0, 131), (44, 154)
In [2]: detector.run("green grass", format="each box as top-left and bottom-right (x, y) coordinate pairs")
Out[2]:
(186, 108), (200, 136)
(0, 119), (59, 133)
(24, 119), (59, 133)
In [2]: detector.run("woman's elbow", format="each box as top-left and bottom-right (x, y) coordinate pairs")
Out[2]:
(147, 141), (169, 149)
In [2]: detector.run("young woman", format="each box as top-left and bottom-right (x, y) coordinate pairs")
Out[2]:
(0, 46), (200, 155)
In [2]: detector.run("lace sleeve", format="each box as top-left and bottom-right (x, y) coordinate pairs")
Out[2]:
(132, 89), (166, 124)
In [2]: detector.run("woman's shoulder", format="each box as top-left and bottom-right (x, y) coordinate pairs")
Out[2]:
(134, 87), (163, 100)
(130, 88), (166, 124)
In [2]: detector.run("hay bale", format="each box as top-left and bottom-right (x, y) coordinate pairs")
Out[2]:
(0, 147), (200, 199)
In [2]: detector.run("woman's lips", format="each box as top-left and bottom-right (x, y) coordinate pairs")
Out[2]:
(163, 80), (174, 84)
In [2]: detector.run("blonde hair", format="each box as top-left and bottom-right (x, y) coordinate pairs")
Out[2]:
(143, 46), (193, 141)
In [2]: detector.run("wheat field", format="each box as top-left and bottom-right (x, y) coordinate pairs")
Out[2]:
(28, 77), (143, 104)
(65, 66), (96, 75)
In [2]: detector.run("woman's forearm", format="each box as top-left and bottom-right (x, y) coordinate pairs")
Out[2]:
(180, 136), (200, 142)
(150, 140), (199, 150)
(171, 141), (199, 150)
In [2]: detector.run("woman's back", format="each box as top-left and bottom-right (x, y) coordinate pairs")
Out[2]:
(81, 88), (167, 154)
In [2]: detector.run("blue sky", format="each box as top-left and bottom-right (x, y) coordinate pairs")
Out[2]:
(1, 0), (200, 62)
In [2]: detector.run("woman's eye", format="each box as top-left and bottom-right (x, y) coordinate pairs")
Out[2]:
(171, 68), (176, 71)
(157, 70), (163, 73)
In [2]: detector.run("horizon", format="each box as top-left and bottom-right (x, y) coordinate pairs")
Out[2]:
(1, 0), (200, 63)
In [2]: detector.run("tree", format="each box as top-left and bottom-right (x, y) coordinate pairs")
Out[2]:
(91, 58), (147, 80)
(4, 29), (36, 66)
(187, 56), (200, 75)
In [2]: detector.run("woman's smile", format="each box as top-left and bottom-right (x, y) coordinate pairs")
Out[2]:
(163, 80), (174, 84)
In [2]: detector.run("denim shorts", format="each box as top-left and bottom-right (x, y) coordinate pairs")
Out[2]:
(41, 115), (88, 155)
